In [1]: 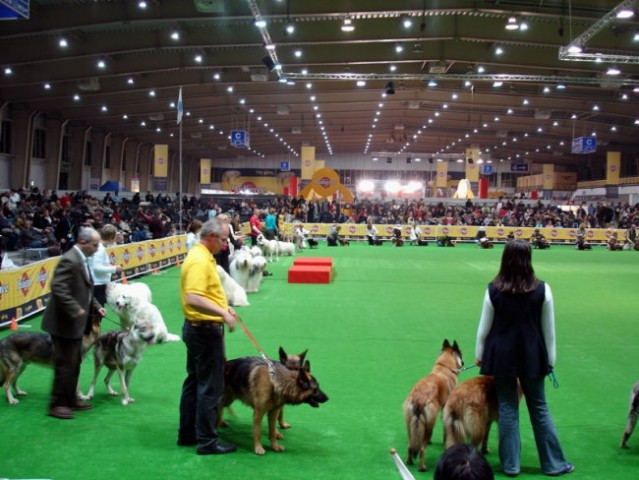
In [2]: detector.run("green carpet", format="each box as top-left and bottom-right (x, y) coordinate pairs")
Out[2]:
(1, 242), (638, 479)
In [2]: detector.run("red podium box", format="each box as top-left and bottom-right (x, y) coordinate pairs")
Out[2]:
(293, 257), (333, 267)
(288, 265), (332, 284)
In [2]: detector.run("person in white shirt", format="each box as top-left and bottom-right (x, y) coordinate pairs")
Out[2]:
(185, 219), (203, 251)
(89, 224), (123, 307)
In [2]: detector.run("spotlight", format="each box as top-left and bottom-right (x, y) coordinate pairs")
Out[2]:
(262, 56), (276, 71)
(385, 81), (395, 95)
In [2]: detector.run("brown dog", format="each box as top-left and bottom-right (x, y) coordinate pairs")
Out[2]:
(443, 376), (498, 454)
(403, 339), (463, 471)
(221, 356), (328, 455)
(0, 318), (101, 405)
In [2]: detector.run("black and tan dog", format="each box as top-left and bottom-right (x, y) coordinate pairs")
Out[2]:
(621, 380), (639, 448)
(277, 347), (308, 432)
(443, 376), (498, 454)
(220, 355), (328, 455)
(0, 319), (101, 405)
(307, 238), (319, 249)
(403, 339), (463, 471)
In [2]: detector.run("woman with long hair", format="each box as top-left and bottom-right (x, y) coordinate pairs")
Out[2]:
(475, 240), (573, 477)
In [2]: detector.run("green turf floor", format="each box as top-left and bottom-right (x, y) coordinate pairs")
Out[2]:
(1, 242), (639, 479)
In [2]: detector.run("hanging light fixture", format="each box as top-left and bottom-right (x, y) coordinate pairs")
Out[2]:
(341, 17), (355, 32)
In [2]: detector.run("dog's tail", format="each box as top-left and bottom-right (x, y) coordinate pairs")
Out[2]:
(404, 400), (434, 461)
(442, 404), (466, 449)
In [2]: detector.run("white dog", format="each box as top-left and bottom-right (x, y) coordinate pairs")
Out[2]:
(106, 282), (179, 344)
(246, 255), (267, 293)
(257, 234), (279, 262)
(249, 246), (263, 258)
(277, 240), (296, 257)
(106, 282), (152, 327)
(217, 265), (249, 307)
(230, 248), (252, 290)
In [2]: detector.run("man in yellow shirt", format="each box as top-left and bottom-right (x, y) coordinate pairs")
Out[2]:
(177, 217), (237, 455)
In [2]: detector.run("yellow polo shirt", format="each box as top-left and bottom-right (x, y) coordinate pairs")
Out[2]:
(180, 243), (228, 322)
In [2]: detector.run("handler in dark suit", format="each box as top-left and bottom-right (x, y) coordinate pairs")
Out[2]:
(42, 227), (105, 419)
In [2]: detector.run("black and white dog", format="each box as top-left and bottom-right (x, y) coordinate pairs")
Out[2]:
(621, 380), (639, 448)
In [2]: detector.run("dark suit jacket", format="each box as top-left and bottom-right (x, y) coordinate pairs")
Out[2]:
(42, 247), (100, 339)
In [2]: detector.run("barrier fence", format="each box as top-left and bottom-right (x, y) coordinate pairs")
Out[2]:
(0, 236), (187, 327)
(280, 223), (625, 244)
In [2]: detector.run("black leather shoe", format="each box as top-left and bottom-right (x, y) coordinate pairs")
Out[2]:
(48, 406), (74, 419)
(72, 402), (93, 411)
(197, 443), (237, 455)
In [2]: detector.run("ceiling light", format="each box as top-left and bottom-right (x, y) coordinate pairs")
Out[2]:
(356, 80), (366, 87)
(634, 32), (639, 42)
(4, 67), (12, 75)
(227, 86), (234, 93)
(493, 81), (503, 87)
(213, 72), (221, 80)
(171, 31), (180, 41)
(401, 15), (413, 29)
(138, 1), (147, 9)
(44, 83), (51, 90)
(427, 80), (437, 87)
(495, 46), (504, 55)
(127, 77), (134, 85)
(59, 38), (68, 48)
(616, 8), (634, 19)
(606, 66), (621, 75)
(389, 65), (397, 72)
(294, 49), (302, 58)
(505, 16), (519, 30)
(285, 22), (295, 34)
(194, 54), (203, 63)
(254, 18), (267, 28)
(274, 63), (282, 71)
(73, 94), (80, 101)
(477, 65), (486, 73)
(519, 22), (529, 31)
(264, 43), (276, 50)
(567, 44), (582, 53)
(97, 60), (106, 69)
(395, 44), (404, 53)
(341, 18), (354, 32)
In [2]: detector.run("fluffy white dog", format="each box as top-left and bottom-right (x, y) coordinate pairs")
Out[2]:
(230, 248), (252, 290)
(246, 255), (268, 293)
(217, 265), (249, 307)
(277, 240), (296, 257)
(106, 281), (179, 344)
(249, 246), (263, 258)
(257, 234), (279, 262)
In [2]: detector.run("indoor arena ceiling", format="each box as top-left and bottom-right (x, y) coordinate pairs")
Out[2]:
(1, 0), (639, 170)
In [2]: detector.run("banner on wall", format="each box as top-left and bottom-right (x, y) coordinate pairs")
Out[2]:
(200, 158), (211, 185)
(0, 236), (187, 326)
(153, 144), (169, 191)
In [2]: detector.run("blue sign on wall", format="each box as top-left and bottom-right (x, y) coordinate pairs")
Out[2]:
(280, 161), (290, 172)
(0, 0), (29, 19)
(481, 165), (493, 175)
(511, 163), (529, 172)
(230, 130), (250, 149)
(571, 136), (597, 154)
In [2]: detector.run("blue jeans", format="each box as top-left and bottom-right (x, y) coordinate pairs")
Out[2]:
(495, 376), (570, 475)
(178, 322), (226, 450)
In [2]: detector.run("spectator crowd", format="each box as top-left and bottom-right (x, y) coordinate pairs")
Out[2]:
(2, 186), (638, 265)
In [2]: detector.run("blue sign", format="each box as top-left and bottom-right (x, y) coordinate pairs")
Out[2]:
(571, 136), (597, 154)
(230, 130), (250, 149)
(511, 163), (528, 172)
(481, 165), (493, 175)
(0, 0), (29, 19)
(280, 161), (290, 172)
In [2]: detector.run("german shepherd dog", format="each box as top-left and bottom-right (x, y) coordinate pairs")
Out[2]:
(403, 339), (463, 471)
(81, 321), (155, 406)
(443, 376), (498, 454)
(621, 380), (639, 448)
(277, 347), (308, 432)
(221, 356), (329, 455)
(0, 319), (101, 405)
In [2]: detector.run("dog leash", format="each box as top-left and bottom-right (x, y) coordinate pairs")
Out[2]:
(459, 364), (478, 373)
(548, 370), (559, 389)
(235, 315), (276, 378)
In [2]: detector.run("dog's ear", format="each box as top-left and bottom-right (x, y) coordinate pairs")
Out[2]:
(442, 339), (451, 350)
(452, 340), (461, 353)
(297, 365), (311, 389)
(278, 347), (287, 363)
(302, 360), (311, 372)
(298, 349), (308, 364)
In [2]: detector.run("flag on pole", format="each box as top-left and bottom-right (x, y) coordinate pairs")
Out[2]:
(177, 87), (184, 124)
(390, 449), (415, 480)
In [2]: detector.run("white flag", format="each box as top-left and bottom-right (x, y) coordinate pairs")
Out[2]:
(177, 87), (184, 124)
(390, 449), (415, 480)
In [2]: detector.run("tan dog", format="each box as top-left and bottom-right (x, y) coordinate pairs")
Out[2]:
(403, 339), (463, 472)
(443, 376), (498, 454)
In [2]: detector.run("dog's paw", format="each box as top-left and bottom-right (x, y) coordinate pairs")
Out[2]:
(254, 445), (266, 455)
(275, 430), (284, 440)
(164, 333), (180, 342)
(278, 421), (291, 430)
(15, 389), (27, 396)
(271, 443), (285, 452)
(121, 397), (134, 406)
(8, 397), (20, 405)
